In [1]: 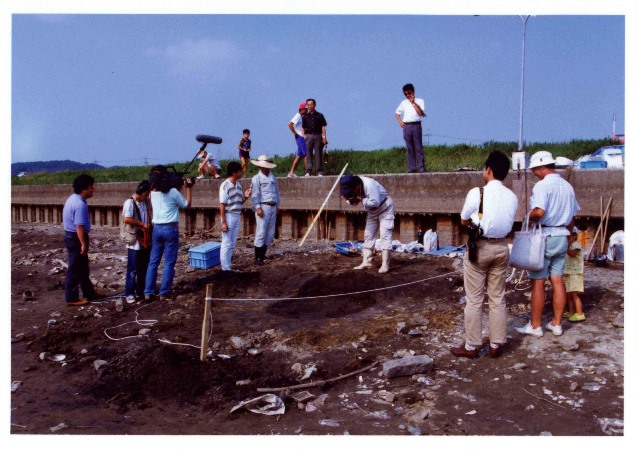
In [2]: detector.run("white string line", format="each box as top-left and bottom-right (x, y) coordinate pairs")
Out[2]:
(207, 270), (464, 302)
(103, 301), (158, 341)
(102, 270), (464, 348)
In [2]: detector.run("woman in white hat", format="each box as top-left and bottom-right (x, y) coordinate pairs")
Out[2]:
(250, 155), (280, 265)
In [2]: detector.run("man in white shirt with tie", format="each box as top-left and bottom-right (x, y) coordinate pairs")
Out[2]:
(451, 151), (519, 359)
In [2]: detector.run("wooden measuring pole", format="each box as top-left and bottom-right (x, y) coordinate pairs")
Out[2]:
(200, 284), (213, 361)
(586, 197), (613, 260)
(299, 163), (349, 248)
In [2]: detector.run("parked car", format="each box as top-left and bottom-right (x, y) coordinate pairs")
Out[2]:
(574, 145), (624, 169)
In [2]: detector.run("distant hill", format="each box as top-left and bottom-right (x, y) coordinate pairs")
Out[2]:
(11, 160), (105, 177)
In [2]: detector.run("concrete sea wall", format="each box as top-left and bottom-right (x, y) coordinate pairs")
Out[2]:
(11, 169), (624, 247)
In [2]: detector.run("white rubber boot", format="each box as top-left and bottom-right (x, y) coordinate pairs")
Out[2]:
(354, 248), (373, 270)
(378, 250), (390, 273)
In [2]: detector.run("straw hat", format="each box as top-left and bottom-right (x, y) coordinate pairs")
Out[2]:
(250, 154), (277, 169)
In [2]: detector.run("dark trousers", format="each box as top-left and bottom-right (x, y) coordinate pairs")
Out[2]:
(403, 122), (426, 172)
(125, 246), (151, 297)
(64, 231), (96, 303)
(305, 134), (324, 174)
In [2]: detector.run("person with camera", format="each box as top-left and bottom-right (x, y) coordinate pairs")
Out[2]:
(63, 174), (102, 306)
(339, 175), (395, 274)
(121, 180), (152, 304)
(144, 168), (193, 301)
(250, 155), (280, 266)
(450, 151), (518, 359)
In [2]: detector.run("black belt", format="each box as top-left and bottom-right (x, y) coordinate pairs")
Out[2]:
(404, 121), (421, 125)
(155, 222), (178, 226)
(479, 236), (506, 241)
(262, 202), (277, 206)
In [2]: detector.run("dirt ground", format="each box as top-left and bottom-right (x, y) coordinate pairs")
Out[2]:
(9, 223), (625, 437)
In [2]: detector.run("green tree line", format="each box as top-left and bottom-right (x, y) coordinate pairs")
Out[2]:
(11, 138), (620, 186)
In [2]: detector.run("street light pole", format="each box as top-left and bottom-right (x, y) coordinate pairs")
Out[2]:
(518, 15), (530, 151)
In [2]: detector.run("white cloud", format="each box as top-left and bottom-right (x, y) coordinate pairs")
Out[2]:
(147, 38), (241, 81)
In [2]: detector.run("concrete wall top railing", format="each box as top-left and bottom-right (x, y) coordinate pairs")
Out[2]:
(11, 169), (624, 220)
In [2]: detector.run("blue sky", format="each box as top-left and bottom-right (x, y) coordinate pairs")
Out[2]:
(6, 3), (631, 167)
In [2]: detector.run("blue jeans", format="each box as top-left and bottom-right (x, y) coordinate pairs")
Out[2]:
(64, 231), (96, 303)
(144, 223), (179, 297)
(125, 246), (151, 297)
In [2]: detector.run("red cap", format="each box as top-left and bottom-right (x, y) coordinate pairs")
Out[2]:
(299, 102), (307, 109)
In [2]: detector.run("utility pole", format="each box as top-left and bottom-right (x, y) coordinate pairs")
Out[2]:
(518, 15), (530, 152)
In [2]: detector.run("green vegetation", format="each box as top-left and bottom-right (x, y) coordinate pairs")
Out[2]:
(12, 138), (620, 185)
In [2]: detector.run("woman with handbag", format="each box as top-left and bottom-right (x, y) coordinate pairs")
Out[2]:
(122, 180), (152, 304)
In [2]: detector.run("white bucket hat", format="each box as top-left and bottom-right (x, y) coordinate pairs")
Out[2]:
(250, 154), (277, 169)
(529, 151), (557, 169)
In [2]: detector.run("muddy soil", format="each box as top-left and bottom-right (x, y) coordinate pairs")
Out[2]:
(9, 223), (624, 436)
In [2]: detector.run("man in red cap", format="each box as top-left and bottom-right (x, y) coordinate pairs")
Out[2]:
(287, 102), (308, 177)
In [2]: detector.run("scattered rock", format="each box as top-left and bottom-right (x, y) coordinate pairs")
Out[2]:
(408, 329), (423, 337)
(396, 322), (408, 334)
(570, 382), (579, 392)
(582, 383), (602, 392)
(248, 348), (262, 356)
(525, 405), (535, 411)
(408, 425), (422, 435)
(11, 381), (22, 393)
(39, 352), (51, 361)
(138, 328), (151, 336)
(612, 313), (624, 328)
(11, 333), (25, 343)
(319, 419), (341, 427)
(236, 379), (251, 386)
(291, 362), (303, 374)
(383, 355), (433, 379)
(377, 390), (395, 403)
(229, 336), (251, 349)
(93, 360), (108, 370)
(50, 423), (67, 433)
(512, 363), (528, 371)
(539, 431), (553, 436)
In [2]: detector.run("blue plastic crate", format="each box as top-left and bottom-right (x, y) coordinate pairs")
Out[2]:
(189, 242), (221, 269)
(580, 160), (607, 169)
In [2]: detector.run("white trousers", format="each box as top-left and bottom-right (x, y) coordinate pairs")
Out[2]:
(220, 213), (241, 270)
(254, 205), (277, 248)
(363, 197), (395, 251)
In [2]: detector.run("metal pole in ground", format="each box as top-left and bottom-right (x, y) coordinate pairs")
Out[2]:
(200, 284), (213, 361)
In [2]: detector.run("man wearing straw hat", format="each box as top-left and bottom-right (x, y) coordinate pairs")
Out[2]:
(250, 155), (280, 265)
(339, 175), (394, 273)
(516, 150), (580, 338)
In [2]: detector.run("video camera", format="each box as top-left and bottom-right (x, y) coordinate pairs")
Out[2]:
(466, 222), (483, 262)
(149, 134), (223, 193)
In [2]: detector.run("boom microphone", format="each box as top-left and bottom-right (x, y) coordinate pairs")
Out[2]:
(196, 134), (223, 145)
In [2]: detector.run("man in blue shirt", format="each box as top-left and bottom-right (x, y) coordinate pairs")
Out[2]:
(63, 174), (99, 306)
(250, 155), (280, 265)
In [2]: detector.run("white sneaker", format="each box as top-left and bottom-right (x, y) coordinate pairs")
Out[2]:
(196, 175), (205, 180)
(125, 295), (136, 305)
(545, 322), (563, 336)
(287, 173), (297, 178)
(318, 173), (324, 177)
(305, 173), (311, 177)
(516, 322), (544, 337)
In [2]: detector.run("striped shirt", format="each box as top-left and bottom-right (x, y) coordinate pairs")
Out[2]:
(219, 179), (244, 214)
(530, 173), (580, 236)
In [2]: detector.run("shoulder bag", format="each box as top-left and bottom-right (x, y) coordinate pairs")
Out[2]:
(120, 197), (141, 246)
